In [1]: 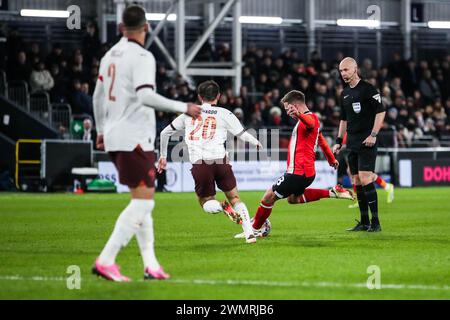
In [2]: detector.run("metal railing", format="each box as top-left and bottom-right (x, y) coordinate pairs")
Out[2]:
(0, 69), (7, 98)
(50, 103), (72, 131)
(7, 81), (30, 111)
(29, 91), (51, 122)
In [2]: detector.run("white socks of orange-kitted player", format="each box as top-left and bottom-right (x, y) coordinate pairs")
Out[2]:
(98, 199), (160, 270)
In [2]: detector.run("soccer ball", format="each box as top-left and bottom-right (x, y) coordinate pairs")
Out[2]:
(250, 218), (271, 237)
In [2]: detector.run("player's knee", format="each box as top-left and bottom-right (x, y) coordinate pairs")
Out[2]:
(262, 190), (277, 205)
(226, 193), (240, 206)
(359, 172), (372, 185)
(287, 196), (297, 204)
(118, 199), (153, 227)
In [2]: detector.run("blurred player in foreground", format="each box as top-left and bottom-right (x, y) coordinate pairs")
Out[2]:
(92, 5), (201, 282)
(158, 80), (262, 244)
(235, 90), (354, 239)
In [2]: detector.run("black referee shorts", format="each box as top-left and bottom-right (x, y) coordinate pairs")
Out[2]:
(348, 146), (377, 175)
(272, 173), (315, 199)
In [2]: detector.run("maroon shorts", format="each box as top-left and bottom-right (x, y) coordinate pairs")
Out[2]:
(190, 158), (237, 198)
(108, 147), (156, 188)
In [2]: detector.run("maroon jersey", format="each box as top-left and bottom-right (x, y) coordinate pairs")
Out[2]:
(286, 112), (335, 177)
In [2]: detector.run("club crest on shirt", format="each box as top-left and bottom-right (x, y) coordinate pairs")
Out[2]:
(352, 102), (361, 113)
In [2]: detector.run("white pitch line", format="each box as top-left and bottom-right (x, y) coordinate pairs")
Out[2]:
(0, 275), (449, 292)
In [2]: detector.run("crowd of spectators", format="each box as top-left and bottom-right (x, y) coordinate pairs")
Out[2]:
(1, 23), (449, 147)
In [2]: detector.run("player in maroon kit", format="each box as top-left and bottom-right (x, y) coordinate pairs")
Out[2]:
(236, 90), (354, 238)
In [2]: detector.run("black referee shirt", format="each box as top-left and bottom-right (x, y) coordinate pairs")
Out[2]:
(339, 80), (385, 150)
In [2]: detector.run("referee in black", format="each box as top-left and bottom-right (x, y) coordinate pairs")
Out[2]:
(332, 57), (386, 232)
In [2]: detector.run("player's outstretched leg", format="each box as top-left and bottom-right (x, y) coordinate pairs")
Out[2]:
(93, 198), (152, 282)
(287, 186), (354, 204)
(348, 184), (359, 208)
(224, 189), (256, 244)
(235, 188), (279, 239)
(374, 175), (394, 204)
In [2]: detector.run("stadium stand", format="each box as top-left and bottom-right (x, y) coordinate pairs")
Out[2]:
(0, 24), (449, 149)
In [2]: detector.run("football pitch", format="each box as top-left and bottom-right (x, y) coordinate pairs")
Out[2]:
(0, 188), (449, 300)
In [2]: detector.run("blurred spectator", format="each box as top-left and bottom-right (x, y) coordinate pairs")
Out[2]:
(7, 51), (31, 82)
(29, 62), (54, 93)
(28, 42), (42, 66)
(268, 107), (282, 126)
(69, 79), (93, 116)
(71, 51), (87, 82)
(419, 70), (441, 104)
(233, 108), (245, 125)
(46, 43), (65, 67)
(82, 22), (100, 66)
(360, 58), (373, 79)
(6, 29), (24, 63)
(49, 64), (69, 103)
(178, 85), (194, 102)
(82, 118), (97, 147)
(242, 67), (255, 92)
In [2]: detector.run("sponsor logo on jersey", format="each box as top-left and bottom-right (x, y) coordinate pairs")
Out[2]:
(352, 102), (361, 113)
(203, 109), (218, 114)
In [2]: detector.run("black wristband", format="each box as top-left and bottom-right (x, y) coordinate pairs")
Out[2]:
(335, 137), (343, 145)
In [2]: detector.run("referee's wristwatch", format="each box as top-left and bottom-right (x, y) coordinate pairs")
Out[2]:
(370, 131), (378, 138)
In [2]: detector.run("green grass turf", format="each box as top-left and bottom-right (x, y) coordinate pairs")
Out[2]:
(0, 188), (449, 300)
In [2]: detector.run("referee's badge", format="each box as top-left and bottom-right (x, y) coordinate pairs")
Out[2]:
(352, 102), (361, 113)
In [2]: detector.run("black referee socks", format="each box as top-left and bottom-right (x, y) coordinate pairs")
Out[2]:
(363, 183), (380, 225)
(356, 185), (370, 225)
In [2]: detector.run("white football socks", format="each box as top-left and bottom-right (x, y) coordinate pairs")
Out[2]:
(234, 202), (253, 238)
(135, 200), (161, 271)
(98, 199), (153, 266)
(202, 199), (223, 214)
